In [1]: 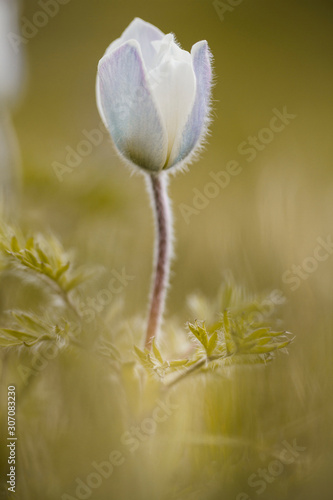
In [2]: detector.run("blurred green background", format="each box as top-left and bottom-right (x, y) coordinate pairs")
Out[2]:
(15, 0), (333, 315)
(1, 0), (333, 499)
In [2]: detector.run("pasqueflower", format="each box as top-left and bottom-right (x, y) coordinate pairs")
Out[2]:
(96, 17), (212, 173)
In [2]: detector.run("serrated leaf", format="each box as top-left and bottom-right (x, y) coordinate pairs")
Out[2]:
(188, 322), (208, 349)
(64, 273), (85, 291)
(248, 340), (291, 354)
(25, 237), (34, 250)
(188, 323), (200, 339)
(207, 320), (222, 334)
(36, 245), (49, 264)
(268, 330), (288, 338)
(134, 345), (148, 362)
(134, 345), (156, 374)
(168, 359), (189, 368)
(222, 310), (231, 336)
(11, 312), (48, 335)
(197, 325), (209, 349)
(207, 331), (218, 356)
(23, 249), (39, 267)
(55, 262), (70, 280)
(189, 355), (204, 366)
(10, 236), (20, 253)
(244, 336), (272, 349)
(0, 328), (37, 342)
(245, 327), (271, 342)
(152, 339), (163, 364)
(222, 311), (237, 354)
(40, 262), (54, 277)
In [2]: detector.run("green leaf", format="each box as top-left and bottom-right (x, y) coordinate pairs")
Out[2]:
(25, 237), (34, 250)
(244, 327), (271, 342)
(152, 339), (163, 364)
(268, 330), (289, 338)
(188, 322), (209, 349)
(10, 236), (20, 253)
(64, 273), (85, 291)
(11, 312), (47, 335)
(220, 282), (233, 309)
(40, 262), (55, 278)
(134, 345), (148, 362)
(207, 331), (218, 356)
(55, 262), (70, 280)
(23, 249), (39, 267)
(168, 359), (189, 368)
(36, 245), (49, 264)
(222, 311), (237, 354)
(248, 339), (291, 354)
(0, 328), (37, 342)
(134, 345), (156, 374)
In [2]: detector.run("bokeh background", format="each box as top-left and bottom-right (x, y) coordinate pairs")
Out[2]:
(1, 0), (333, 499)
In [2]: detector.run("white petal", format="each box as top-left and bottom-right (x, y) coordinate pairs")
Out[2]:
(104, 18), (164, 70)
(96, 18), (165, 127)
(148, 35), (196, 167)
(97, 41), (168, 172)
(167, 40), (213, 169)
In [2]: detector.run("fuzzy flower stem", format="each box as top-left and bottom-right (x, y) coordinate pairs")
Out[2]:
(145, 173), (172, 349)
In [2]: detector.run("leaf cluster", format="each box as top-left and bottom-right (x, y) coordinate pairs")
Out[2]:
(0, 310), (77, 348)
(0, 221), (90, 292)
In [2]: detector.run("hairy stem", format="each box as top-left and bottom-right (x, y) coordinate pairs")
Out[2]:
(145, 173), (172, 349)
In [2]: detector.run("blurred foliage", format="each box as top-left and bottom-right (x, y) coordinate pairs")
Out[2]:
(0, 220), (294, 500)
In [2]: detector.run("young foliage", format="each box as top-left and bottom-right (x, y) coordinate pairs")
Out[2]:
(0, 220), (293, 391)
(187, 310), (292, 367)
(0, 221), (91, 293)
(0, 310), (75, 348)
(134, 339), (191, 380)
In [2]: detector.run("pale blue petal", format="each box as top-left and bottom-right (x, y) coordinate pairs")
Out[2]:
(104, 18), (165, 70)
(98, 41), (168, 172)
(167, 41), (212, 169)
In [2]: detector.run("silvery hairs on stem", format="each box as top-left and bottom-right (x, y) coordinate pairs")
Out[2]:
(96, 18), (213, 349)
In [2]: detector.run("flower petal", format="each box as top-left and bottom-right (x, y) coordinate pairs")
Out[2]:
(148, 34), (197, 168)
(98, 41), (168, 172)
(166, 40), (212, 170)
(104, 18), (164, 70)
(96, 18), (164, 132)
